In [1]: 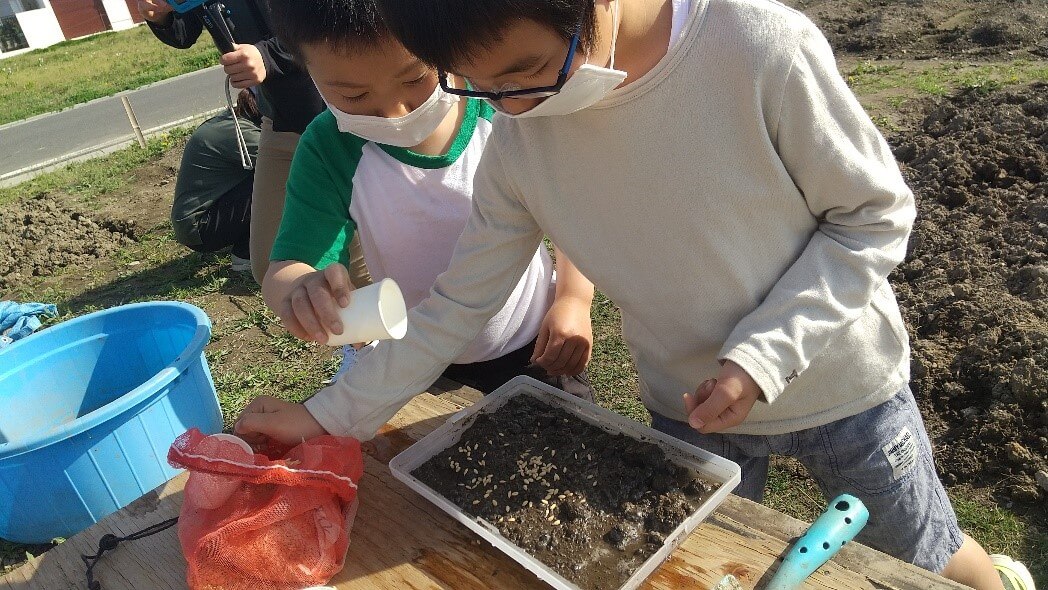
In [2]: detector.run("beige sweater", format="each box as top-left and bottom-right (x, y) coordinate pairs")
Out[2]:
(305, 0), (915, 441)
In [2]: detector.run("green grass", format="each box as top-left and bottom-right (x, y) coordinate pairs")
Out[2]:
(952, 494), (1048, 584)
(0, 126), (190, 208)
(845, 59), (1048, 98)
(0, 25), (218, 126)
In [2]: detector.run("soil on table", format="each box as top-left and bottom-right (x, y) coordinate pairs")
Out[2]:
(413, 394), (717, 590)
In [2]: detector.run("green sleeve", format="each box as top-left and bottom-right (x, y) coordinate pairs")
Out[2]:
(270, 112), (366, 270)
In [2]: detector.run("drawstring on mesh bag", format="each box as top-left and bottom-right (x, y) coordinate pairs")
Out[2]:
(81, 517), (179, 590)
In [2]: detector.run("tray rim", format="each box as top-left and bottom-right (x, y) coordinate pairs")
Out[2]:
(389, 375), (742, 590)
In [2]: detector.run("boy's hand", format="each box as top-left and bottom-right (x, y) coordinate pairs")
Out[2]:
(277, 264), (354, 343)
(221, 44), (268, 88)
(682, 361), (762, 433)
(136, 0), (173, 23)
(531, 296), (592, 376)
(234, 395), (328, 447)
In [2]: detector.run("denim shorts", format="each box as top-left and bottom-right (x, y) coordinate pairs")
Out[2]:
(650, 386), (964, 573)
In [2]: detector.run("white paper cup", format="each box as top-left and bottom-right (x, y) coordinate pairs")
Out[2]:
(325, 278), (408, 346)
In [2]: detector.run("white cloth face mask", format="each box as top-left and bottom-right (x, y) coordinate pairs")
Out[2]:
(498, 2), (627, 119)
(324, 84), (459, 147)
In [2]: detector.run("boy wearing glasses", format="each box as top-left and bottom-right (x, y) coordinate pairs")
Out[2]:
(236, 0), (1032, 587)
(237, 0), (596, 407)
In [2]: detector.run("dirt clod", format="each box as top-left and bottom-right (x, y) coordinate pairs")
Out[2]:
(890, 83), (1048, 502)
(0, 197), (136, 291)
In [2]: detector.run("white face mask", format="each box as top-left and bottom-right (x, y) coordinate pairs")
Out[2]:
(324, 84), (459, 147)
(498, 2), (626, 119)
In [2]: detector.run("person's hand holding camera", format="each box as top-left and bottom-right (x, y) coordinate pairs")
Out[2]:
(136, 0), (174, 24)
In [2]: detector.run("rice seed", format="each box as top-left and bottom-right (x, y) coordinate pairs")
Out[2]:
(553, 520), (561, 526)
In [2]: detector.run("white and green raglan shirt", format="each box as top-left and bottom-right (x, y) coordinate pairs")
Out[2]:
(271, 99), (554, 364)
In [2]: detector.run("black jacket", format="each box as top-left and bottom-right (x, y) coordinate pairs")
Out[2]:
(147, 0), (323, 134)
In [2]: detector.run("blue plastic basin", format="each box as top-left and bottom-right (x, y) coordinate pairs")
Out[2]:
(0, 301), (222, 543)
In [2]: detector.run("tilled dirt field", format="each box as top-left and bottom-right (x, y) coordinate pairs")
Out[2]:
(890, 84), (1048, 501)
(787, 0), (1048, 60)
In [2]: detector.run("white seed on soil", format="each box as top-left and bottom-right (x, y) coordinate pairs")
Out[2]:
(553, 520), (561, 526)
(541, 499), (548, 505)
(472, 500), (480, 505)
(507, 517), (516, 522)
(492, 500), (498, 507)
(582, 443), (586, 449)
(551, 450), (556, 456)
(554, 474), (560, 481)
(558, 494), (565, 499)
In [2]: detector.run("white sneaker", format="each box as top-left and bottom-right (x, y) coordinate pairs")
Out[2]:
(230, 254), (251, 272)
(992, 554), (1036, 590)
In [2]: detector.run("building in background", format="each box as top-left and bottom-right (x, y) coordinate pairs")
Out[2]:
(1, 0), (142, 57)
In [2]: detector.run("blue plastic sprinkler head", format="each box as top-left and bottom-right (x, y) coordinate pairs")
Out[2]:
(765, 494), (869, 590)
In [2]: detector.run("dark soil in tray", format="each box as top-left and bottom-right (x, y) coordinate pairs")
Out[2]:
(413, 394), (717, 590)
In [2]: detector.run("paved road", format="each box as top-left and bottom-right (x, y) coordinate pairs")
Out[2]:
(0, 66), (228, 185)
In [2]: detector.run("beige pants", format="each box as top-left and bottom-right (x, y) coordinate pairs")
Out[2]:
(250, 118), (372, 288)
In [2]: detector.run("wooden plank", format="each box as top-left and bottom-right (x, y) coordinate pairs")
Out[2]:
(1, 384), (968, 590)
(713, 498), (965, 590)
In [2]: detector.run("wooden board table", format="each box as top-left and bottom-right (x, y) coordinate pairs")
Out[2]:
(1, 379), (968, 590)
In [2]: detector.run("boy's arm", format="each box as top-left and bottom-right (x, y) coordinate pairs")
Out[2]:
(144, 10), (203, 49)
(717, 21), (915, 406)
(531, 245), (594, 376)
(252, 37), (298, 83)
(303, 140), (545, 440)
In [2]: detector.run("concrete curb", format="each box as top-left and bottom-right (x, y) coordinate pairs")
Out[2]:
(0, 65), (224, 133)
(0, 107), (224, 189)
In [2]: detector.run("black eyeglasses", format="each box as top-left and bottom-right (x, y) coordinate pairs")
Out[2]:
(438, 22), (583, 101)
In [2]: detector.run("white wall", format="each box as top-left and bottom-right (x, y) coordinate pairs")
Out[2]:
(100, 0), (134, 30)
(15, 4), (63, 49)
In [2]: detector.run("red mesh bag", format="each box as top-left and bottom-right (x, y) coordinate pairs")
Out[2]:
(167, 429), (364, 590)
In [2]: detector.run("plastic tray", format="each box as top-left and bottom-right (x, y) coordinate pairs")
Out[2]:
(389, 376), (741, 590)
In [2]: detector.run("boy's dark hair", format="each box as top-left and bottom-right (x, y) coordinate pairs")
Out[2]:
(267, 0), (388, 58)
(234, 89), (262, 125)
(377, 0), (598, 72)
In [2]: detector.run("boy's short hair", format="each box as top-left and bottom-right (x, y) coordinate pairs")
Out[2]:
(377, 0), (598, 72)
(268, 0), (388, 57)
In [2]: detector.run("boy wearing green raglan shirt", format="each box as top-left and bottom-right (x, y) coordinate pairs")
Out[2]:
(236, 0), (1035, 587)
(242, 0), (596, 403)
